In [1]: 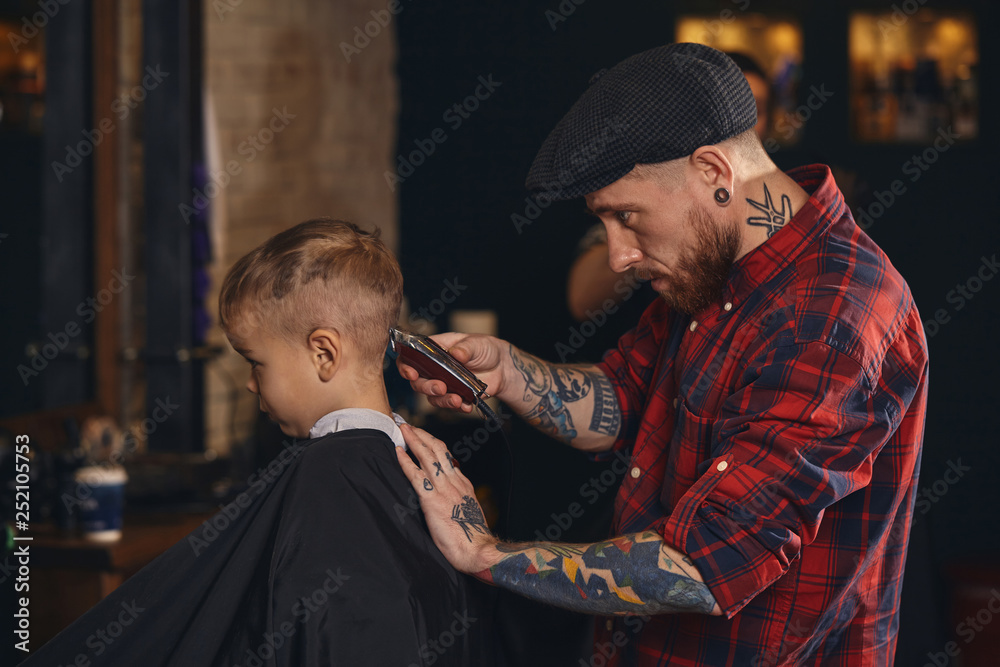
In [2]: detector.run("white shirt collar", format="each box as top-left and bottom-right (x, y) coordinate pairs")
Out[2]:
(308, 408), (407, 450)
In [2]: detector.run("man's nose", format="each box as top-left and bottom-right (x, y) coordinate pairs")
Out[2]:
(606, 226), (642, 273)
(246, 375), (258, 395)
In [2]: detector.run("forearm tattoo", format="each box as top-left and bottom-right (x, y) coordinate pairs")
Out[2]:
(479, 531), (717, 615)
(514, 350), (578, 439)
(510, 350), (620, 442)
(746, 182), (793, 238)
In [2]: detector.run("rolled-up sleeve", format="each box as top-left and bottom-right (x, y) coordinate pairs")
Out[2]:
(659, 339), (901, 617)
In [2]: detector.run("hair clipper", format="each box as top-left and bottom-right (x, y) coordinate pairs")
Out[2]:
(389, 328), (503, 428)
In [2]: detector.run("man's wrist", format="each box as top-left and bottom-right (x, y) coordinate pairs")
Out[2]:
(471, 538), (507, 578)
(482, 539), (505, 569)
(493, 341), (522, 406)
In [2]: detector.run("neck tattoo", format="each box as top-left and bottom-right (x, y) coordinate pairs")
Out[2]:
(746, 183), (793, 238)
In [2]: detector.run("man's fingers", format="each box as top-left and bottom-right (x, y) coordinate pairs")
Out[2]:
(393, 424), (495, 574)
(444, 343), (472, 365)
(393, 444), (421, 479)
(401, 424), (461, 480)
(393, 331), (490, 413)
(394, 446), (438, 494)
(395, 358), (418, 381)
(431, 394), (473, 412)
(395, 359), (440, 389)
(401, 423), (445, 459)
(410, 376), (444, 396)
(395, 362), (470, 408)
(393, 332), (467, 380)
(428, 331), (469, 350)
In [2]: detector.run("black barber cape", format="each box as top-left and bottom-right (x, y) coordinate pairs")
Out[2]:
(22, 430), (493, 666)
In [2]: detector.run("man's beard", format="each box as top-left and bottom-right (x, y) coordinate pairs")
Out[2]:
(636, 207), (741, 315)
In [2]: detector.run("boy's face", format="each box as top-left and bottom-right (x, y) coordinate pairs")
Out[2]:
(227, 325), (323, 439)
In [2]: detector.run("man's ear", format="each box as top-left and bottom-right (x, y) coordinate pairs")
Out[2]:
(308, 329), (341, 382)
(689, 145), (735, 197)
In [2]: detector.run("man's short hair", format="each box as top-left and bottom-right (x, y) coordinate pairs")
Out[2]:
(219, 218), (403, 365)
(627, 128), (768, 189)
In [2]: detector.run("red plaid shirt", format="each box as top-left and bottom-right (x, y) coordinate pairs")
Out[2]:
(594, 165), (928, 666)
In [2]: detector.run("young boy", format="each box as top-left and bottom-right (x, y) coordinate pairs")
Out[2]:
(24, 219), (491, 666)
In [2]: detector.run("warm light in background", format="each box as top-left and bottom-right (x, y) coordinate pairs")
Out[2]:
(676, 14), (802, 78)
(767, 22), (800, 57)
(849, 10), (977, 142)
(0, 19), (46, 132)
(676, 13), (804, 145)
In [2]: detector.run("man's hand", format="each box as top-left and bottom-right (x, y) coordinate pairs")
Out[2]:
(395, 333), (619, 452)
(394, 425), (721, 617)
(394, 423), (502, 574)
(395, 332), (514, 413)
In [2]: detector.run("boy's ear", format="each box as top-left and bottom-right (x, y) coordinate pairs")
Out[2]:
(308, 329), (341, 381)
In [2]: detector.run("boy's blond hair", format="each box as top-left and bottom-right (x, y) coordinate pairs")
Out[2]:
(219, 218), (403, 366)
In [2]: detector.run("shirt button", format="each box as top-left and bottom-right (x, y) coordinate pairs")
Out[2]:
(689, 320), (698, 332)
(630, 467), (641, 479)
(723, 302), (733, 312)
(672, 397), (679, 409)
(717, 461), (728, 472)
(605, 619), (614, 631)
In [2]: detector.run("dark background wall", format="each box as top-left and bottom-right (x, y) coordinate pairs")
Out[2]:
(395, 1), (999, 664)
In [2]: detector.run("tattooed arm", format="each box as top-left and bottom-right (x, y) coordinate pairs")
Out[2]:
(396, 332), (620, 453)
(396, 425), (722, 617)
(481, 532), (719, 616)
(507, 349), (620, 452)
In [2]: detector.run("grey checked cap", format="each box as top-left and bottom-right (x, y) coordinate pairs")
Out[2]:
(526, 43), (757, 200)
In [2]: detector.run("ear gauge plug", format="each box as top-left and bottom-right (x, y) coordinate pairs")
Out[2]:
(714, 187), (731, 205)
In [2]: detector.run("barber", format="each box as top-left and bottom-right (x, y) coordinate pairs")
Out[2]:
(395, 43), (928, 666)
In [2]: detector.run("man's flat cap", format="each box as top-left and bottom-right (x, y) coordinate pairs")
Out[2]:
(526, 43), (757, 200)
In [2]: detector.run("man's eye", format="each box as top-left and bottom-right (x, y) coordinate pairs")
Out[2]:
(247, 360), (259, 369)
(615, 211), (632, 225)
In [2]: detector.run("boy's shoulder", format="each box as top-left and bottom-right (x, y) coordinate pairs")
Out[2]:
(306, 426), (396, 448)
(299, 427), (398, 467)
(295, 428), (409, 490)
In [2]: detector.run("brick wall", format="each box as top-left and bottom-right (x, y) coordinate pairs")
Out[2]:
(202, 0), (399, 454)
